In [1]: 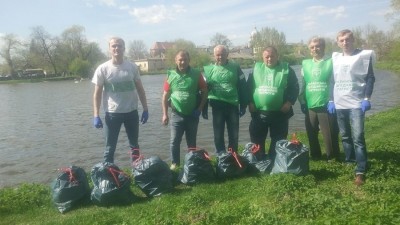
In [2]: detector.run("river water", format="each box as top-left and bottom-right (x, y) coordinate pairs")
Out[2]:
(0, 66), (399, 188)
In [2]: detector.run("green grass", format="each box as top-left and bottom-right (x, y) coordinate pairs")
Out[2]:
(1, 107), (400, 225)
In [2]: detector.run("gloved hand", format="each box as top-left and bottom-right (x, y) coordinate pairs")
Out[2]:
(140, 110), (149, 124)
(361, 100), (371, 112)
(239, 107), (246, 117)
(192, 109), (201, 118)
(327, 101), (336, 114)
(93, 116), (103, 128)
(300, 104), (307, 114)
(202, 110), (208, 119)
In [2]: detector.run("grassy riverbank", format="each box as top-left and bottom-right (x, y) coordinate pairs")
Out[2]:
(1, 106), (399, 225)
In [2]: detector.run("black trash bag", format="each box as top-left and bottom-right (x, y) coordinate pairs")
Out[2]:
(51, 166), (90, 213)
(241, 143), (273, 174)
(132, 153), (173, 197)
(216, 148), (248, 179)
(90, 162), (134, 206)
(271, 135), (309, 176)
(179, 148), (216, 185)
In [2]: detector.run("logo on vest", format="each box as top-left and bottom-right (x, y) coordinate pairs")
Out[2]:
(312, 68), (321, 77)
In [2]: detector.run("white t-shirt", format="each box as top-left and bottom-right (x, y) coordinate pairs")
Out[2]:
(92, 60), (141, 113)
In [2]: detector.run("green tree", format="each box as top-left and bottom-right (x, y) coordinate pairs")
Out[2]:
(68, 58), (91, 78)
(165, 39), (211, 69)
(249, 27), (287, 61)
(58, 25), (106, 76)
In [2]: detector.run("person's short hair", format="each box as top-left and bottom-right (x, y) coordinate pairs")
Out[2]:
(175, 50), (190, 60)
(109, 37), (125, 48)
(263, 46), (278, 55)
(214, 45), (229, 55)
(308, 36), (325, 48)
(336, 29), (354, 41)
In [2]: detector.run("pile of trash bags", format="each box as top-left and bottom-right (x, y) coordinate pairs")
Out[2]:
(51, 136), (309, 213)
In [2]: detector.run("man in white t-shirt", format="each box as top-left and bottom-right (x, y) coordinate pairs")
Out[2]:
(329, 29), (375, 186)
(92, 37), (149, 163)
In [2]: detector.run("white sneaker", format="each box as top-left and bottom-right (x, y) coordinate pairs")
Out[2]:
(170, 163), (177, 170)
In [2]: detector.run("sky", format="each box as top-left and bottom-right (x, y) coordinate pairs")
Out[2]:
(0, 0), (394, 53)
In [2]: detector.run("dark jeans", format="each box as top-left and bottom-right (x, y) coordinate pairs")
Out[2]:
(104, 110), (139, 163)
(211, 101), (239, 153)
(336, 109), (367, 174)
(305, 107), (340, 160)
(170, 112), (199, 165)
(249, 112), (288, 158)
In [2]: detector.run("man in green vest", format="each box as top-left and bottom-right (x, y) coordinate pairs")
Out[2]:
(161, 50), (208, 170)
(248, 46), (299, 158)
(298, 37), (340, 161)
(203, 45), (248, 154)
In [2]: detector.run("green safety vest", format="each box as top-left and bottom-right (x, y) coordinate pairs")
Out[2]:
(302, 58), (332, 108)
(203, 62), (239, 105)
(253, 62), (288, 111)
(167, 68), (201, 115)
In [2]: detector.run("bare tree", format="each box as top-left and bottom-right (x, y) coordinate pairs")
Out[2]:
(210, 33), (232, 49)
(352, 24), (394, 59)
(0, 33), (21, 77)
(127, 40), (148, 60)
(30, 26), (59, 74)
(387, 0), (400, 35)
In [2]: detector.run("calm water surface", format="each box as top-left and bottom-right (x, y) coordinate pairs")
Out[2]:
(0, 67), (399, 187)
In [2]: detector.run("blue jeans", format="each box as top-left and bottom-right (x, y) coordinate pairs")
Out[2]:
(170, 112), (199, 165)
(211, 101), (239, 153)
(336, 109), (367, 174)
(104, 111), (139, 163)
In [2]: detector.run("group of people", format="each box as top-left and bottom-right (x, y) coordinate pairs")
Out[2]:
(92, 28), (375, 186)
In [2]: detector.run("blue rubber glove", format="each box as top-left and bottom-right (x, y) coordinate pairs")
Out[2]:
(300, 104), (307, 114)
(327, 101), (336, 114)
(140, 110), (149, 124)
(361, 100), (371, 112)
(192, 109), (201, 118)
(239, 107), (246, 117)
(93, 116), (103, 128)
